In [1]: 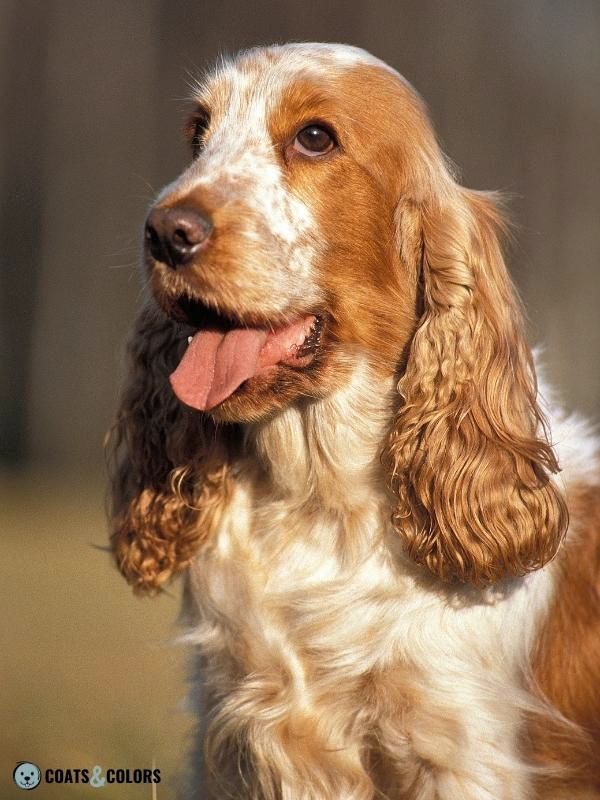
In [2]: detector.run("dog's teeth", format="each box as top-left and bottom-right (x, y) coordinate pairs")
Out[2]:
(187, 336), (193, 345)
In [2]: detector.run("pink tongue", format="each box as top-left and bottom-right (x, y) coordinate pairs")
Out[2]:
(169, 315), (315, 411)
(170, 328), (267, 411)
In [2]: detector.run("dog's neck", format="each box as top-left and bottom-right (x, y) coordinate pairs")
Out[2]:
(246, 358), (395, 513)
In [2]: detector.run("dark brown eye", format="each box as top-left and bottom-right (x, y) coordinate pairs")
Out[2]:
(293, 124), (336, 156)
(187, 111), (210, 159)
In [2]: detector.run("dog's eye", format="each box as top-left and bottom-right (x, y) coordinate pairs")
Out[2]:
(187, 111), (210, 159)
(293, 124), (336, 157)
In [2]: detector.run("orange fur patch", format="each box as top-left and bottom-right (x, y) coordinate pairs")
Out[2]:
(528, 483), (600, 795)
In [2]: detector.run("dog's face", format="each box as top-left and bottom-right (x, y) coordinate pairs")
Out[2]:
(146, 44), (434, 422)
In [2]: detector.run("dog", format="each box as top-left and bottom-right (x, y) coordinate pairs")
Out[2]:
(109, 43), (600, 799)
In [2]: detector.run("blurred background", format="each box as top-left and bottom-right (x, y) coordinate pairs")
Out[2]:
(1, 0), (599, 796)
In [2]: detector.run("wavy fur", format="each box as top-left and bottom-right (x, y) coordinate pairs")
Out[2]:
(108, 304), (232, 593)
(386, 188), (569, 584)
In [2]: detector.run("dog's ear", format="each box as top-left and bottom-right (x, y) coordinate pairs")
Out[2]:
(107, 303), (230, 594)
(385, 188), (568, 585)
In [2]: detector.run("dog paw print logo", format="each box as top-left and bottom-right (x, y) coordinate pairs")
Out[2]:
(13, 762), (41, 790)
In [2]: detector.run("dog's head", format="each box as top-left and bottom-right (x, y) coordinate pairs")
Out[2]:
(111, 44), (567, 592)
(145, 44), (434, 422)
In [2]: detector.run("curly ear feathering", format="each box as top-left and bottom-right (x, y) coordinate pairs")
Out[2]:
(109, 305), (233, 593)
(108, 43), (600, 800)
(386, 187), (569, 585)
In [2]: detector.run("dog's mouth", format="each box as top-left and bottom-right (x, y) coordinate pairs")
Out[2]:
(168, 296), (324, 411)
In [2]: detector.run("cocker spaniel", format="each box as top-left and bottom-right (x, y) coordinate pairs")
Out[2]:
(109, 43), (600, 799)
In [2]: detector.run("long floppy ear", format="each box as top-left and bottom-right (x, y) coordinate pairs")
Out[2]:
(386, 187), (568, 585)
(107, 302), (231, 594)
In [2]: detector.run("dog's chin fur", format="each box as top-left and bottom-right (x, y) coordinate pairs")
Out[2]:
(206, 361), (332, 424)
(109, 43), (600, 800)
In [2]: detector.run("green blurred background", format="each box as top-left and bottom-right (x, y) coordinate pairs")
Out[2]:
(1, 0), (599, 797)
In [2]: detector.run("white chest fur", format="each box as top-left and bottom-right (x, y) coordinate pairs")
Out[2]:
(180, 364), (584, 799)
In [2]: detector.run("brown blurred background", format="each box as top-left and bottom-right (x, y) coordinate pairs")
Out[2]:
(1, 0), (599, 797)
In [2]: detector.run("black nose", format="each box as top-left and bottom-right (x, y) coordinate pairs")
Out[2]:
(145, 206), (212, 268)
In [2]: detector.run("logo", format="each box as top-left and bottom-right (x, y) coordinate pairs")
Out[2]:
(12, 761), (161, 790)
(13, 762), (41, 791)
